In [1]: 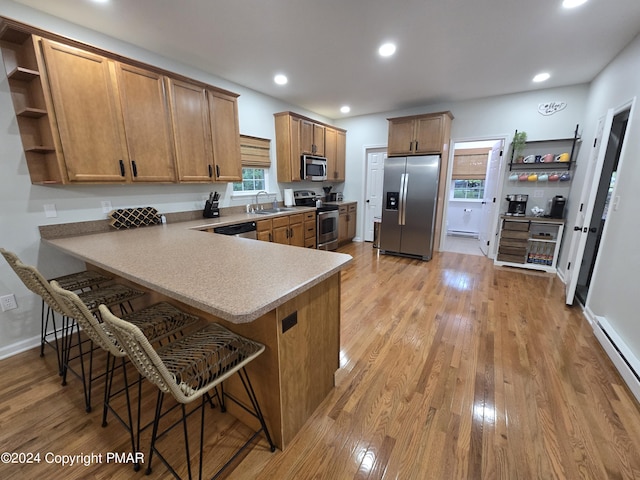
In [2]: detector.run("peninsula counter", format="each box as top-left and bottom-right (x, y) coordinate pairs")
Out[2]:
(43, 220), (352, 449)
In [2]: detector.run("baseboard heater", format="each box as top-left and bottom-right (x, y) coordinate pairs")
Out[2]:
(447, 230), (479, 238)
(594, 315), (640, 402)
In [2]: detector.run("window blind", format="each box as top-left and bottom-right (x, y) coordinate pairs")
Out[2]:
(452, 148), (490, 180)
(240, 135), (271, 167)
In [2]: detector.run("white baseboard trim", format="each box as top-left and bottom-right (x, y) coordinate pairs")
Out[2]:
(592, 315), (640, 403)
(0, 335), (40, 361)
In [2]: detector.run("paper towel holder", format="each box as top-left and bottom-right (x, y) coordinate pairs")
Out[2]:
(284, 188), (294, 207)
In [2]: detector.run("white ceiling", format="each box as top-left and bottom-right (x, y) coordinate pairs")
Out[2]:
(7, 0), (640, 119)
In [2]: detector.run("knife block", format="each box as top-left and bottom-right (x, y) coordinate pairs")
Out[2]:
(203, 201), (219, 218)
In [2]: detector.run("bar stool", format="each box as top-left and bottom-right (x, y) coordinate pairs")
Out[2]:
(0, 250), (144, 410)
(1, 248), (112, 372)
(51, 281), (201, 470)
(100, 305), (276, 480)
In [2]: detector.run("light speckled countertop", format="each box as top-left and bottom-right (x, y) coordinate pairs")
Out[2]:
(43, 213), (352, 324)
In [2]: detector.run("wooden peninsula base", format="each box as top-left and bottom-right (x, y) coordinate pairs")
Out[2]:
(91, 265), (341, 450)
(180, 272), (341, 450)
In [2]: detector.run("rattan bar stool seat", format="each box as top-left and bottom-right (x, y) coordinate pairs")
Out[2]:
(77, 284), (145, 313)
(50, 270), (112, 291)
(154, 323), (264, 398)
(100, 306), (276, 479)
(120, 302), (201, 344)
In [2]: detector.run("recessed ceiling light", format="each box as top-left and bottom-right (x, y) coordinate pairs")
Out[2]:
(533, 72), (551, 83)
(274, 74), (288, 85)
(562, 0), (588, 8)
(378, 43), (396, 57)
(340, 106), (351, 114)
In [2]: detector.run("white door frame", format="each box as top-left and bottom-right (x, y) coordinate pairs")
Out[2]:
(566, 98), (635, 306)
(564, 112), (612, 304)
(440, 134), (509, 257)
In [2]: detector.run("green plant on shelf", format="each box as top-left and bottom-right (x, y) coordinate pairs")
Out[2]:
(511, 131), (527, 163)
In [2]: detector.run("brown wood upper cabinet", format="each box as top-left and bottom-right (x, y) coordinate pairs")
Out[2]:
(387, 111), (453, 156)
(300, 118), (325, 156)
(41, 39), (131, 183)
(115, 63), (176, 182)
(325, 127), (346, 181)
(274, 111), (346, 182)
(167, 78), (213, 182)
(0, 19), (243, 185)
(207, 89), (242, 182)
(168, 80), (242, 183)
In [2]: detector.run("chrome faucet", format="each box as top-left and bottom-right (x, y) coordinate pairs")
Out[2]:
(255, 191), (269, 211)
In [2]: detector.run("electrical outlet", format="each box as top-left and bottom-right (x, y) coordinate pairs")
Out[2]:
(0, 294), (18, 312)
(101, 200), (112, 214)
(44, 204), (57, 218)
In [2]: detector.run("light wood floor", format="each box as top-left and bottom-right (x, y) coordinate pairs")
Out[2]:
(1, 242), (639, 479)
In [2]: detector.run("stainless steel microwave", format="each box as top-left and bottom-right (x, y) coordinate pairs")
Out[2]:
(301, 155), (327, 181)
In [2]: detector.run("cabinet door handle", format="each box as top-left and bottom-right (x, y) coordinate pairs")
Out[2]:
(208, 165), (213, 178)
(290, 228), (294, 238)
(415, 141), (419, 151)
(131, 160), (138, 177)
(409, 141), (413, 151)
(119, 160), (125, 177)
(215, 165), (220, 178)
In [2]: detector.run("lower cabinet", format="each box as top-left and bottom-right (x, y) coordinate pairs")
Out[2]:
(338, 202), (357, 245)
(257, 219), (273, 242)
(257, 214), (305, 247)
(494, 217), (565, 273)
(303, 211), (317, 248)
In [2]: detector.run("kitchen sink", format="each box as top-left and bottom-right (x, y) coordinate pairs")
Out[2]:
(253, 207), (295, 214)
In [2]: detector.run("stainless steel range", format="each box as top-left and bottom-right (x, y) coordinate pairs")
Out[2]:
(294, 190), (339, 251)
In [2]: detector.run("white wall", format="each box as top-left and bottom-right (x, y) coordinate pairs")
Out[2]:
(446, 200), (482, 236)
(0, 1), (328, 356)
(569, 32), (640, 362)
(335, 85), (589, 246)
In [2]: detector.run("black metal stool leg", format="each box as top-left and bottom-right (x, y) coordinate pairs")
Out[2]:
(182, 404), (193, 480)
(145, 390), (164, 476)
(238, 368), (276, 452)
(101, 353), (115, 427)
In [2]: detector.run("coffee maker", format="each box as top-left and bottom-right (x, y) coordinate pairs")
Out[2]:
(505, 194), (528, 216)
(549, 195), (566, 219)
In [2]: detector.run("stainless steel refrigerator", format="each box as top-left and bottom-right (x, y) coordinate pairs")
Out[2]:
(379, 155), (440, 261)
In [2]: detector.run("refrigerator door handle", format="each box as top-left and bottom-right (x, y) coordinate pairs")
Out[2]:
(398, 173), (409, 226)
(401, 173), (409, 225)
(399, 174), (404, 225)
